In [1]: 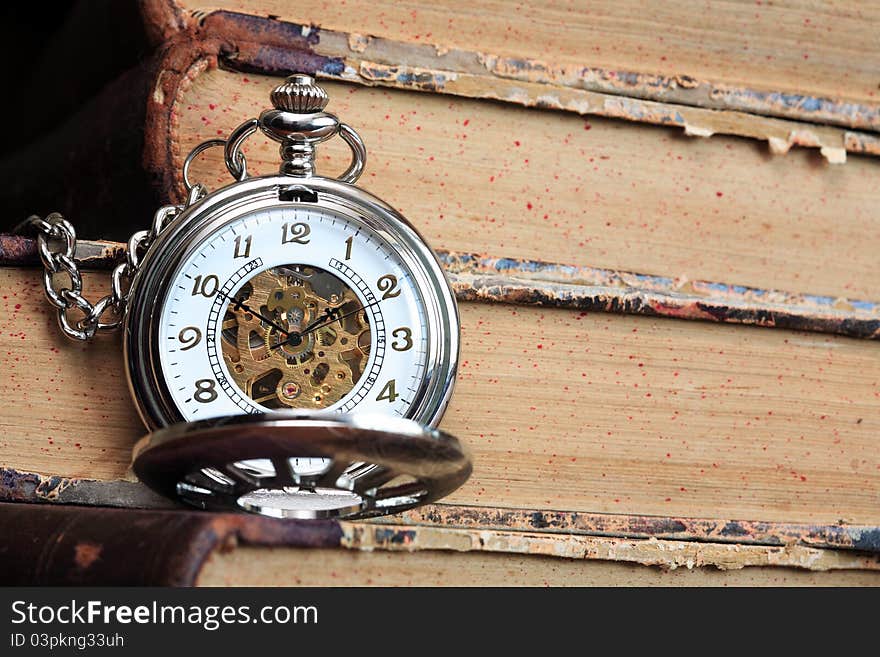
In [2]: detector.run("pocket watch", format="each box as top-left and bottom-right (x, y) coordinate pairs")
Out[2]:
(21, 74), (470, 519)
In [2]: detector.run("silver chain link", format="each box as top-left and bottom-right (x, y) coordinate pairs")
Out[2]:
(17, 134), (249, 341)
(16, 207), (179, 340)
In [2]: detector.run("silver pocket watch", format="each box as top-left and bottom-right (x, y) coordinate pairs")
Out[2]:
(21, 74), (470, 519)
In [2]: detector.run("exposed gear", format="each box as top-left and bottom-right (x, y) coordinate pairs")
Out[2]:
(220, 265), (370, 409)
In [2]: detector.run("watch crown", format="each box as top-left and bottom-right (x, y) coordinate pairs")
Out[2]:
(270, 74), (329, 113)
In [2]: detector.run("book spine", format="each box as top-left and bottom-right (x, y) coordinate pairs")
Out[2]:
(0, 502), (342, 585)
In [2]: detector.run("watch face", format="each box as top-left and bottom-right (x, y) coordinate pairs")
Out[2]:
(159, 206), (427, 421)
(126, 177), (458, 433)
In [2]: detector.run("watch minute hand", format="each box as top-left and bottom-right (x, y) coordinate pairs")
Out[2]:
(269, 297), (383, 350)
(299, 307), (341, 336)
(299, 296), (383, 338)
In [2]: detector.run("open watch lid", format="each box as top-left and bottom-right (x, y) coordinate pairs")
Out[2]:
(132, 412), (472, 519)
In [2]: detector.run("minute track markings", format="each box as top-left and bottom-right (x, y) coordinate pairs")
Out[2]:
(202, 255), (387, 414)
(160, 205), (431, 422)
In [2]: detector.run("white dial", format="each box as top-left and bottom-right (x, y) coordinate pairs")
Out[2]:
(157, 204), (428, 423)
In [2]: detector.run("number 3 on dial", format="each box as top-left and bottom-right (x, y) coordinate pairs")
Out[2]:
(391, 327), (412, 351)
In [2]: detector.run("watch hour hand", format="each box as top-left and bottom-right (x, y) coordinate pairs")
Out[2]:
(218, 290), (290, 336)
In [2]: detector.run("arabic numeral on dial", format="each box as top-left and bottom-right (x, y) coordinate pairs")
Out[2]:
(194, 379), (217, 403)
(391, 327), (413, 351)
(281, 222), (311, 244)
(344, 235), (353, 260)
(376, 379), (399, 403)
(377, 274), (401, 300)
(233, 234), (252, 258)
(178, 326), (202, 350)
(191, 274), (219, 297)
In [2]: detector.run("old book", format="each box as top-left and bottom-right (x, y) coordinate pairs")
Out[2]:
(149, 0), (880, 135)
(1, 2), (879, 584)
(6, 1), (880, 240)
(2, 254), (879, 581)
(3, 503), (879, 586)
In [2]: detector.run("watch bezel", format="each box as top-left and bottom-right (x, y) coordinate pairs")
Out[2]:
(124, 175), (459, 431)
